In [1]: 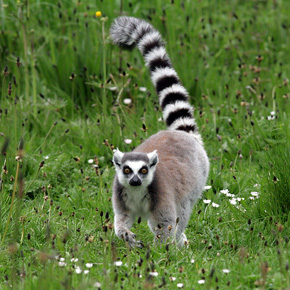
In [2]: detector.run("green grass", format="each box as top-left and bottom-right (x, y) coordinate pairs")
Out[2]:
(1, 0), (290, 289)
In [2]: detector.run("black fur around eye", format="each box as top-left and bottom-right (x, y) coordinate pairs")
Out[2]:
(123, 167), (131, 174)
(139, 167), (148, 174)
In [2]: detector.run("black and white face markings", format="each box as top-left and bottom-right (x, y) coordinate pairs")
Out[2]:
(122, 161), (149, 186)
(113, 149), (159, 188)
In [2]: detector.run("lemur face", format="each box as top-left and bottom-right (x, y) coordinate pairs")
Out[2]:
(113, 149), (158, 188)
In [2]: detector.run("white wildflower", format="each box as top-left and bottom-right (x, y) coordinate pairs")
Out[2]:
(109, 86), (117, 91)
(86, 263), (93, 268)
(190, 259), (195, 264)
(222, 269), (230, 274)
(75, 267), (82, 274)
(198, 279), (205, 284)
(204, 185), (212, 190)
(203, 199), (211, 204)
(139, 87), (147, 92)
(94, 282), (101, 288)
(124, 139), (132, 144)
(177, 283), (184, 288)
(170, 277), (176, 281)
(220, 189), (229, 195)
(123, 98), (132, 105)
(60, 257), (65, 262)
(114, 261), (123, 267)
(88, 159), (94, 164)
(270, 111), (275, 116)
(229, 198), (237, 205)
(58, 261), (66, 267)
(250, 191), (259, 197)
(149, 272), (159, 277)
(212, 202), (220, 208)
(84, 270), (90, 274)
(71, 258), (78, 262)
(44, 156), (49, 159)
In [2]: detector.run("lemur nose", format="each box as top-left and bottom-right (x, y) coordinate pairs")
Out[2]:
(129, 175), (142, 186)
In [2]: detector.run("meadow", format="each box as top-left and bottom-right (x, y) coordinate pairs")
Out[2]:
(1, 0), (290, 289)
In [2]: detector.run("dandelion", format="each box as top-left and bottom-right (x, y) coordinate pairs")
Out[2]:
(212, 202), (220, 208)
(149, 272), (159, 277)
(123, 98), (132, 105)
(114, 261), (123, 267)
(86, 263), (93, 268)
(198, 279), (205, 284)
(204, 185), (212, 190)
(95, 11), (102, 17)
(222, 269), (230, 274)
(177, 283), (184, 288)
(203, 199), (211, 204)
(124, 139), (132, 144)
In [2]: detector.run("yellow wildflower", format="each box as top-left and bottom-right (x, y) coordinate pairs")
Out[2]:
(95, 11), (102, 17)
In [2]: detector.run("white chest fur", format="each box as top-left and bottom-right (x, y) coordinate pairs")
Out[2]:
(123, 186), (151, 219)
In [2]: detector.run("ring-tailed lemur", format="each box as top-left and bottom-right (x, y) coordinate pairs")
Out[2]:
(110, 17), (209, 247)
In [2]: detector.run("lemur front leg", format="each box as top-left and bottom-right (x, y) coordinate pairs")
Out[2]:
(114, 212), (136, 246)
(148, 205), (178, 244)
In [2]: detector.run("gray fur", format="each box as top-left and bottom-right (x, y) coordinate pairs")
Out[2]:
(110, 17), (209, 247)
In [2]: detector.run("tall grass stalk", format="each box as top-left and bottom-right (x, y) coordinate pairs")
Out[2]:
(101, 17), (107, 114)
(1, 161), (20, 246)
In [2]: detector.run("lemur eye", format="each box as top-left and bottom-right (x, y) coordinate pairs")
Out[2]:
(124, 168), (131, 174)
(141, 168), (148, 174)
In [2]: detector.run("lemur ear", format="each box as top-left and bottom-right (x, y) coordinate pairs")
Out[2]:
(113, 149), (124, 167)
(147, 150), (159, 167)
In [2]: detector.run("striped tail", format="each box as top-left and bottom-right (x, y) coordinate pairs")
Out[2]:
(110, 16), (199, 136)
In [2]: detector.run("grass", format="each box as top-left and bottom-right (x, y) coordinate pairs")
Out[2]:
(1, 0), (290, 289)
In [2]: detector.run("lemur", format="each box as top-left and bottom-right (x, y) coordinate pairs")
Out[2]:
(110, 16), (209, 247)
